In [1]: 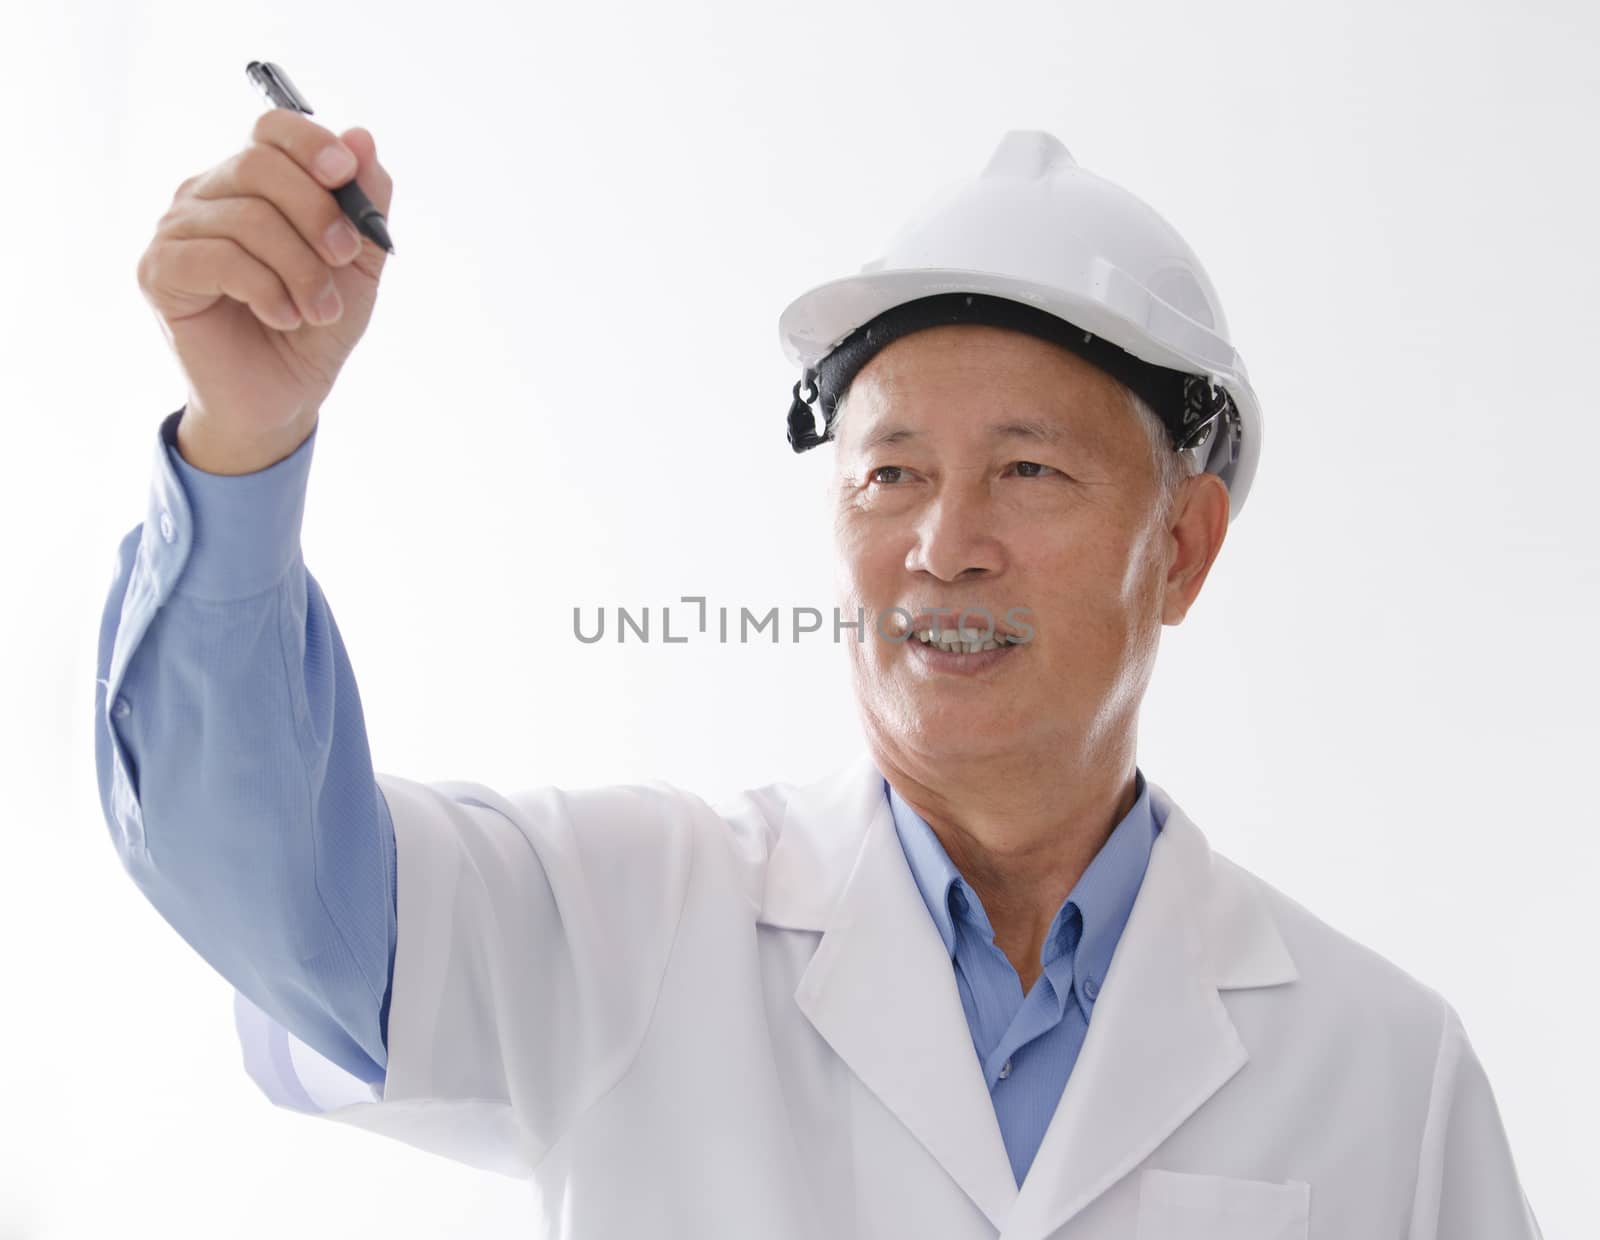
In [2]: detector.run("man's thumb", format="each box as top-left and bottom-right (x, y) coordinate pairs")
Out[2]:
(337, 127), (393, 217)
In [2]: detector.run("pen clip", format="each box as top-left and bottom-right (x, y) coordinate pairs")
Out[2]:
(245, 61), (315, 114)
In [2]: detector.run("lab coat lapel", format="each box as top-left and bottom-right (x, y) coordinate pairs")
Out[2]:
(1002, 781), (1301, 1240)
(766, 752), (1021, 1230)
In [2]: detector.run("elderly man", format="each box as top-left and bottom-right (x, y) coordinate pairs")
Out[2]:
(98, 123), (1541, 1238)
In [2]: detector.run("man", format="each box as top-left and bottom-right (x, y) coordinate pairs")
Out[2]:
(98, 124), (1541, 1237)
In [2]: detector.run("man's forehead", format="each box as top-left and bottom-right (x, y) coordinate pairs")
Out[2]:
(854, 415), (1072, 453)
(841, 334), (1125, 446)
(841, 376), (1126, 453)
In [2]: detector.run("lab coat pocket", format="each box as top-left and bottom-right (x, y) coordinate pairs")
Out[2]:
(1135, 1168), (1309, 1240)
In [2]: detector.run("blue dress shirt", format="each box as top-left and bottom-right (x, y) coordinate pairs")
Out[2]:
(94, 408), (1162, 1178)
(94, 408), (396, 1084)
(887, 774), (1161, 1185)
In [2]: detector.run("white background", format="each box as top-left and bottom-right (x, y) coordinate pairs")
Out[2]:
(3, 0), (1594, 1235)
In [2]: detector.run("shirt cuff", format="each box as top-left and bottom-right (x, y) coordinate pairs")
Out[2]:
(155, 407), (319, 602)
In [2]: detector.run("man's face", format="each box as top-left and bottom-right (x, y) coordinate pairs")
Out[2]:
(830, 324), (1225, 771)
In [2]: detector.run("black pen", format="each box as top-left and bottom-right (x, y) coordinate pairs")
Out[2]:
(245, 60), (394, 255)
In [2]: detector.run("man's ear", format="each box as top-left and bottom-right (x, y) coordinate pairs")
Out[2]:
(1161, 472), (1230, 626)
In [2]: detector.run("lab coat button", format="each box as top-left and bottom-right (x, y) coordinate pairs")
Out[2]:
(112, 696), (131, 719)
(158, 510), (175, 543)
(1083, 976), (1099, 1001)
(999, 1059), (1012, 1080)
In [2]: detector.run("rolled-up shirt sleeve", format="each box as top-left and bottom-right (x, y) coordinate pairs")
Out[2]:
(93, 407), (397, 1088)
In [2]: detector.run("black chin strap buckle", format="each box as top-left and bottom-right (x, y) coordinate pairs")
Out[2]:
(787, 369), (827, 453)
(1173, 374), (1233, 453)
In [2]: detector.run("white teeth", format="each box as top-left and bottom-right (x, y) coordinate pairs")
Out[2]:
(913, 628), (1011, 654)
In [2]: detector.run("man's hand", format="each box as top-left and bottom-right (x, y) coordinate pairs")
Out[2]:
(136, 110), (394, 472)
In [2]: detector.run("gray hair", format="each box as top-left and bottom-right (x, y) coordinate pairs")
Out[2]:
(1126, 387), (1207, 523)
(827, 385), (1205, 522)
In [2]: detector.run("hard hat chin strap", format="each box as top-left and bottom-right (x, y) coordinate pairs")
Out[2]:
(785, 293), (1239, 466)
(787, 371), (825, 452)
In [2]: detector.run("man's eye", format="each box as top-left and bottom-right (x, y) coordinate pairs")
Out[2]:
(868, 466), (907, 484)
(1010, 461), (1057, 478)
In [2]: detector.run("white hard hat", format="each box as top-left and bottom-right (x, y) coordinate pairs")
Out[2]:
(776, 130), (1263, 522)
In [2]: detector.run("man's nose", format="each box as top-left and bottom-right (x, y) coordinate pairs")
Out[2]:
(903, 487), (1005, 581)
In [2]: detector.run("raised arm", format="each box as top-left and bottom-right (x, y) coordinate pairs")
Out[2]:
(95, 407), (397, 1085)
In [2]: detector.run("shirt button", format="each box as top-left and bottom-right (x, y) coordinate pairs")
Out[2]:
(1083, 976), (1100, 1001)
(158, 510), (175, 543)
(112, 696), (131, 719)
(998, 1059), (1012, 1080)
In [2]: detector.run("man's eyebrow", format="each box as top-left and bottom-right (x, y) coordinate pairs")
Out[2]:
(858, 418), (1067, 451)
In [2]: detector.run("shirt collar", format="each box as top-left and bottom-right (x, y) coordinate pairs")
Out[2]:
(887, 770), (1161, 1003)
(886, 780), (967, 957)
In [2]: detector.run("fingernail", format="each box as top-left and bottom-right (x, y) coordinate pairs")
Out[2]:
(325, 218), (360, 261)
(313, 284), (342, 324)
(316, 144), (357, 183)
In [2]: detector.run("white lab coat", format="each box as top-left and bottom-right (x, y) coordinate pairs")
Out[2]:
(236, 751), (1543, 1239)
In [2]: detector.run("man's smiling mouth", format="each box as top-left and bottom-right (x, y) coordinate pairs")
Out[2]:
(912, 627), (1026, 654)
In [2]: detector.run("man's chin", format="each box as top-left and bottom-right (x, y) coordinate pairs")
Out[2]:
(898, 699), (1036, 753)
